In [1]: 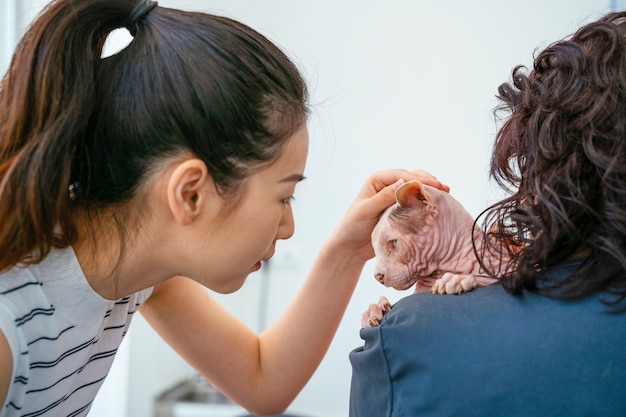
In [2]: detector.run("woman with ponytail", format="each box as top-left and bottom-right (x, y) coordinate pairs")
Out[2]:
(0, 0), (446, 415)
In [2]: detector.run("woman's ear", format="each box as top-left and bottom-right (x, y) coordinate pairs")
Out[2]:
(166, 158), (211, 225)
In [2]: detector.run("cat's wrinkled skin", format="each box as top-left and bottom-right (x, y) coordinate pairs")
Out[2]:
(361, 180), (500, 328)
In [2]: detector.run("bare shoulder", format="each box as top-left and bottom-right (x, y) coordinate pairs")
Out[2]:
(141, 276), (208, 310)
(140, 276), (218, 327)
(0, 329), (13, 408)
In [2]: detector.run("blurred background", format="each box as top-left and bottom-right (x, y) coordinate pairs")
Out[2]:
(1, 0), (620, 416)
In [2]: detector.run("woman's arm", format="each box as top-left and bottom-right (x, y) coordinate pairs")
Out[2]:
(0, 330), (13, 409)
(140, 169), (447, 415)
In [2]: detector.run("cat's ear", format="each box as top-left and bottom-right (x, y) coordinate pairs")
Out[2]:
(395, 180), (435, 208)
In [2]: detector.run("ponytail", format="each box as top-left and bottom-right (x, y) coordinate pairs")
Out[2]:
(0, 0), (308, 272)
(0, 0), (139, 271)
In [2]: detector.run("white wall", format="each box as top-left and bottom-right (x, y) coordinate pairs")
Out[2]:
(0, 0), (17, 73)
(2, 1), (619, 416)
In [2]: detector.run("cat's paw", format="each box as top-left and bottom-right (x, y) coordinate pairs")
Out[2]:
(432, 273), (479, 295)
(361, 296), (393, 328)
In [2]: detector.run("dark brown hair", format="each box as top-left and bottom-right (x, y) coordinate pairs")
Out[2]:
(481, 12), (626, 307)
(0, 0), (309, 272)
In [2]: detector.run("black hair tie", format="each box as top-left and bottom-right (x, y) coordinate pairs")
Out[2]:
(126, 1), (158, 36)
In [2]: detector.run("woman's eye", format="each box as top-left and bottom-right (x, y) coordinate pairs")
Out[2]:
(283, 196), (295, 205)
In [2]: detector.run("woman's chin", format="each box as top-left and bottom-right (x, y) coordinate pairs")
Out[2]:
(203, 274), (250, 294)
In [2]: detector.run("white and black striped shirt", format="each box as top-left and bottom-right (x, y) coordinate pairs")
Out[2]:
(0, 247), (152, 417)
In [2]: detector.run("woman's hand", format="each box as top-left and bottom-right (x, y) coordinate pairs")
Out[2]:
(328, 169), (448, 262)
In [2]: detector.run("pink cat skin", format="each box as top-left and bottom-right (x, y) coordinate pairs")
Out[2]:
(362, 180), (500, 328)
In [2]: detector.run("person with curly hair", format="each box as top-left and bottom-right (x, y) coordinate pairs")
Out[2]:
(349, 12), (626, 417)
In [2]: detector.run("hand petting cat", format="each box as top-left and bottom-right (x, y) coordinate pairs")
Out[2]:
(361, 180), (501, 328)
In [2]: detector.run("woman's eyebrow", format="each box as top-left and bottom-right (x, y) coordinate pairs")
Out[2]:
(280, 174), (307, 183)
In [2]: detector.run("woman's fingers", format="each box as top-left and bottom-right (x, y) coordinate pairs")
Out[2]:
(359, 169), (449, 200)
(410, 169), (450, 192)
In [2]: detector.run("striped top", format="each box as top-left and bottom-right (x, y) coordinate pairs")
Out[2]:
(0, 247), (153, 417)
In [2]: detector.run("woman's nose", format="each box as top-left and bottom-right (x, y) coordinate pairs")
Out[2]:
(277, 204), (295, 240)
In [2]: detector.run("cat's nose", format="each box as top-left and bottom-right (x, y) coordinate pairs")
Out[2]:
(375, 273), (385, 284)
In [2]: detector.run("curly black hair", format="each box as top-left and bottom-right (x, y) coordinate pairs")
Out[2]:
(480, 12), (626, 308)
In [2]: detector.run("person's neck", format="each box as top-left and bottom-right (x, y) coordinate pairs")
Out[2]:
(72, 216), (167, 300)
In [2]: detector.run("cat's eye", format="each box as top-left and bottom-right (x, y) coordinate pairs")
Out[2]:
(389, 239), (397, 249)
